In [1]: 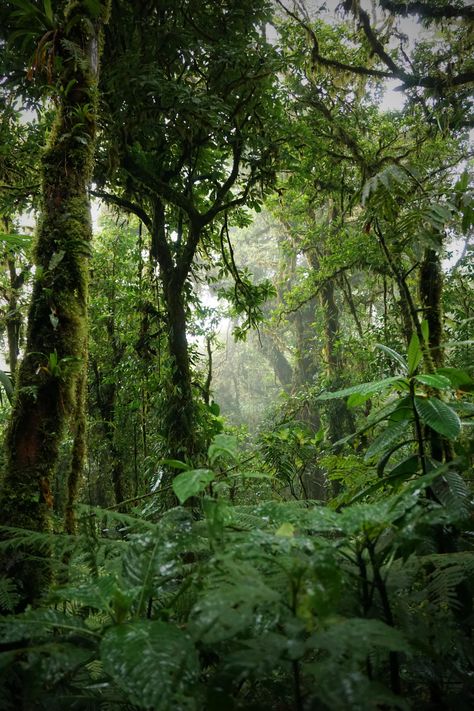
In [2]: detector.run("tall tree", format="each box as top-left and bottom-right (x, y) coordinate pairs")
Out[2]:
(94, 0), (281, 471)
(0, 0), (111, 604)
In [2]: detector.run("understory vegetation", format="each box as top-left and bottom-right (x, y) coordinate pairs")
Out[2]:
(0, 0), (473, 709)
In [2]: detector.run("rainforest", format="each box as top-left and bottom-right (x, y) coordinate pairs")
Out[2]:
(0, 0), (473, 709)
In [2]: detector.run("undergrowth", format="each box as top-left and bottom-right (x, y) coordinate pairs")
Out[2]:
(0, 461), (472, 710)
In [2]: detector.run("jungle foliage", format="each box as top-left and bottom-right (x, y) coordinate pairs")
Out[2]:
(0, 0), (473, 709)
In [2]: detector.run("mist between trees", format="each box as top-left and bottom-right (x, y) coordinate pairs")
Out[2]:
(0, 1), (472, 709)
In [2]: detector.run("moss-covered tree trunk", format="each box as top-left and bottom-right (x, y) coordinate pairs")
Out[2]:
(420, 248), (444, 368)
(162, 270), (197, 462)
(0, 0), (110, 605)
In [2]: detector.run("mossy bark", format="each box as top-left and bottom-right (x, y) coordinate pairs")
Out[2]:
(65, 362), (87, 535)
(0, 0), (110, 605)
(162, 270), (197, 462)
(419, 247), (452, 462)
(420, 248), (444, 368)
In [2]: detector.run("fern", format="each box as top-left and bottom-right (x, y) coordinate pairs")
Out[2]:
(0, 576), (21, 612)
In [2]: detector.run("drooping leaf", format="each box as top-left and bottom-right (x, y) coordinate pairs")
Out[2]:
(415, 374), (452, 390)
(172, 468), (215, 504)
(101, 621), (198, 709)
(376, 439), (414, 478)
(364, 420), (411, 461)
(316, 376), (404, 402)
(375, 343), (408, 373)
(160, 459), (190, 471)
(436, 367), (474, 391)
(414, 397), (461, 439)
(208, 434), (238, 465)
(387, 454), (420, 479)
(407, 332), (422, 376)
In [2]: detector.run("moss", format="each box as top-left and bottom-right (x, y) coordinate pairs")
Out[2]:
(420, 248), (444, 368)
(0, 0), (111, 606)
(65, 366), (87, 534)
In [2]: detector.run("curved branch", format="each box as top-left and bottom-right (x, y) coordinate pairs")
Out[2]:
(90, 189), (152, 232)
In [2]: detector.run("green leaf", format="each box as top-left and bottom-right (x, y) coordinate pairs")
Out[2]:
(436, 367), (474, 390)
(407, 332), (422, 376)
(420, 319), (429, 344)
(377, 439), (414, 477)
(364, 420), (410, 461)
(101, 621), (198, 709)
(388, 454), (420, 479)
(415, 374), (452, 390)
(375, 344), (408, 373)
(414, 397), (461, 440)
(275, 522), (295, 537)
(347, 391), (372, 407)
(160, 459), (190, 471)
(317, 376), (404, 402)
(0, 231), (32, 252)
(208, 401), (220, 416)
(208, 434), (238, 465)
(172, 468), (215, 504)
(313, 617), (411, 657)
(43, 0), (53, 23)
(0, 371), (13, 403)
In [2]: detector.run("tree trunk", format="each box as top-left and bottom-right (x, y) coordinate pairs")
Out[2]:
(420, 248), (444, 368)
(319, 277), (355, 445)
(162, 272), (196, 462)
(0, 0), (110, 605)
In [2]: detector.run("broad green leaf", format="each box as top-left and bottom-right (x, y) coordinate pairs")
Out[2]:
(415, 374), (451, 390)
(172, 468), (215, 504)
(407, 332), (422, 376)
(436, 367), (474, 390)
(208, 434), (238, 465)
(377, 439), (414, 477)
(160, 459), (190, 471)
(312, 618), (411, 660)
(208, 401), (220, 416)
(375, 343), (407, 372)
(276, 522), (295, 537)
(414, 397), (461, 439)
(388, 454), (420, 479)
(347, 391), (372, 407)
(364, 420), (410, 461)
(101, 621), (198, 709)
(316, 376), (404, 402)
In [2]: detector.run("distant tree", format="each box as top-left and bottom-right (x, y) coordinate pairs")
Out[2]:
(94, 0), (281, 474)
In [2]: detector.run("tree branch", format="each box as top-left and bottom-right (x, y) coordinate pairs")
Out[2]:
(90, 189), (153, 232)
(378, 0), (474, 21)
